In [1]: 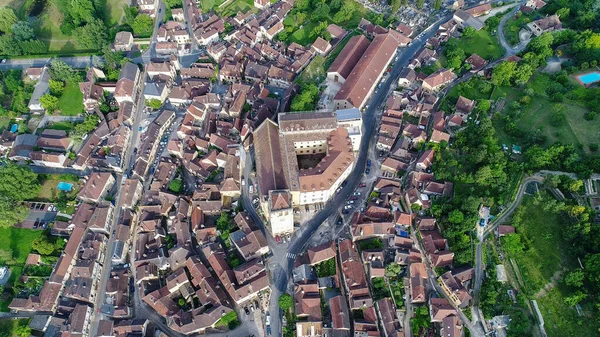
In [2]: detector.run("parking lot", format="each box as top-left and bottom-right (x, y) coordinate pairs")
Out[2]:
(16, 202), (59, 229)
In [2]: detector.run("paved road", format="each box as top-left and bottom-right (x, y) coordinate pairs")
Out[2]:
(497, 0), (529, 56)
(247, 15), (454, 337)
(88, 70), (149, 337)
(471, 175), (545, 332)
(0, 56), (94, 70)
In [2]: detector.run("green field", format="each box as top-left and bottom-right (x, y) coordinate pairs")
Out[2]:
(57, 81), (84, 116)
(104, 0), (124, 25)
(505, 194), (568, 293)
(501, 193), (600, 337)
(31, 0), (81, 53)
(538, 286), (600, 337)
(492, 74), (597, 152)
(454, 29), (504, 60)
(216, 0), (256, 17)
(0, 228), (43, 266)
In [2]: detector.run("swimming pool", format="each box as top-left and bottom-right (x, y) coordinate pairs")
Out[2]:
(576, 71), (600, 85)
(57, 182), (74, 192)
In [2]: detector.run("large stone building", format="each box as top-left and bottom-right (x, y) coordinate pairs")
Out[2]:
(254, 112), (356, 235)
(333, 33), (400, 109)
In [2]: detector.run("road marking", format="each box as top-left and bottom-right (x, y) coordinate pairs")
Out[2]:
(287, 253), (296, 259)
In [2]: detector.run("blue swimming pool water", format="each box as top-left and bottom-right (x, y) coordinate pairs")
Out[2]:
(57, 182), (73, 191)
(578, 72), (600, 84)
(10, 124), (17, 133)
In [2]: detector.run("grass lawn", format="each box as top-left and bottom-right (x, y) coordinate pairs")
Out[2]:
(32, 0), (81, 53)
(104, 0), (124, 26)
(288, 21), (318, 46)
(57, 81), (84, 116)
(492, 74), (595, 152)
(454, 29), (504, 60)
(0, 319), (30, 336)
(200, 0), (226, 11)
(503, 193), (570, 293)
(35, 173), (80, 201)
(299, 55), (325, 83)
(502, 13), (533, 46)
(538, 286), (600, 337)
(0, 228), (43, 266)
(45, 121), (75, 132)
(216, 0), (255, 17)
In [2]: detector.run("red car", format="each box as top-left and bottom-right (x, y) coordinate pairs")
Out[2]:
(275, 235), (281, 243)
(350, 196), (358, 200)
(359, 183), (366, 188)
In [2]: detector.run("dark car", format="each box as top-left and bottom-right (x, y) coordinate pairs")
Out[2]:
(244, 307), (250, 315)
(367, 159), (372, 167)
(365, 167), (370, 174)
(350, 196), (358, 200)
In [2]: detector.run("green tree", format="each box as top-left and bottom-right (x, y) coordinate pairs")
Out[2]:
(217, 212), (233, 231)
(565, 270), (585, 288)
(385, 263), (402, 277)
(32, 235), (57, 255)
(296, 0), (310, 10)
(19, 39), (48, 55)
(390, 0), (402, 12)
(102, 45), (126, 69)
(69, 0), (96, 25)
(75, 18), (108, 50)
(513, 63), (533, 85)
(49, 80), (65, 96)
(290, 83), (318, 111)
(278, 293), (293, 311)
(132, 14), (154, 37)
(462, 26), (477, 38)
(13, 324), (31, 337)
(478, 100), (491, 112)
(333, 3), (354, 23)
(146, 98), (162, 110)
(448, 209), (464, 224)
(40, 94), (59, 112)
(491, 61), (517, 86)
(313, 2), (330, 20)
(123, 5), (138, 24)
(416, 0), (424, 9)
(564, 291), (587, 306)
(502, 233), (525, 254)
(73, 114), (100, 139)
(0, 8), (18, 33)
(49, 59), (77, 82)
(0, 35), (21, 56)
(11, 21), (35, 41)
(556, 7), (570, 19)
(433, 0), (442, 10)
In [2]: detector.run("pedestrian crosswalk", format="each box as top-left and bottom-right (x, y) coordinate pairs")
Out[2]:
(286, 253), (296, 259)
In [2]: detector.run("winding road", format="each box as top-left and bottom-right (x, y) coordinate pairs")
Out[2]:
(471, 175), (545, 332)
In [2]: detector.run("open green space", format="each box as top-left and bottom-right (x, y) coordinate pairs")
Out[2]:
(281, 0), (383, 47)
(35, 173), (79, 201)
(538, 286), (600, 337)
(31, 0), (81, 53)
(314, 258), (336, 277)
(104, 0), (125, 25)
(216, 0), (256, 17)
(0, 228), (42, 265)
(492, 74), (597, 153)
(502, 12), (533, 46)
(57, 81), (84, 116)
(503, 193), (569, 293)
(453, 29), (504, 60)
(299, 55), (325, 83)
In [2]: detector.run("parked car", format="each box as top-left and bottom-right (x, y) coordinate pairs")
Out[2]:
(275, 236), (281, 243)
(365, 167), (371, 174)
(367, 159), (372, 167)
(353, 192), (361, 196)
(350, 196), (358, 200)
(359, 183), (366, 188)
